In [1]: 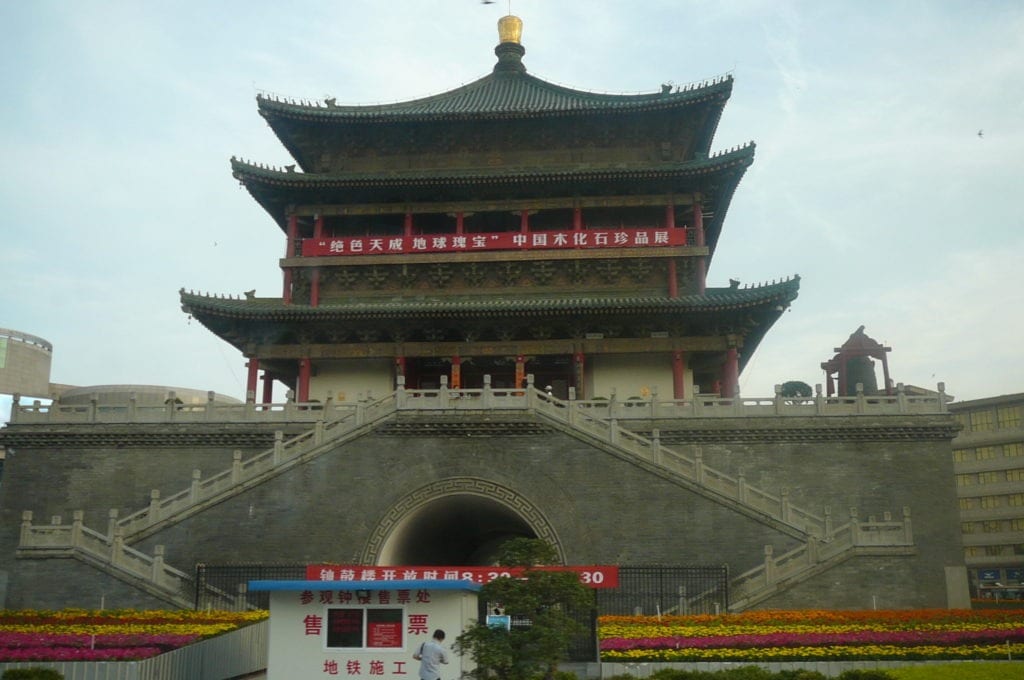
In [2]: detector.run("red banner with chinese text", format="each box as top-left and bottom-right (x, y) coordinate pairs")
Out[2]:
(305, 565), (619, 589)
(301, 228), (687, 257)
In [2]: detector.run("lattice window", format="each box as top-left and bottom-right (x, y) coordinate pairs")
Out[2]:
(978, 471), (1000, 484)
(970, 410), (995, 432)
(977, 447), (998, 460)
(998, 406), (1022, 429)
(981, 496), (1002, 509)
(1005, 443), (1024, 458)
(1006, 469), (1024, 482)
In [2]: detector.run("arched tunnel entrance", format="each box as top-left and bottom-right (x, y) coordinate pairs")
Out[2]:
(378, 493), (538, 565)
(366, 479), (562, 566)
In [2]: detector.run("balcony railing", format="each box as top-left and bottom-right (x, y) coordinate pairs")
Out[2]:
(7, 379), (949, 425)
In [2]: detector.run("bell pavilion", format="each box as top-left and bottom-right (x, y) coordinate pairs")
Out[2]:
(0, 16), (965, 616)
(182, 15), (798, 405)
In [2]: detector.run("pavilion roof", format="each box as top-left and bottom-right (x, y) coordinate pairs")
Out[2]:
(230, 144), (753, 260)
(180, 277), (799, 321)
(256, 73), (732, 124)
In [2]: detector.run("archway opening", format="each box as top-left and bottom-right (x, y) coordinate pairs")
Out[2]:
(377, 493), (537, 565)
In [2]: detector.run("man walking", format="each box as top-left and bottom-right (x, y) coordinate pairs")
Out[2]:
(413, 629), (449, 680)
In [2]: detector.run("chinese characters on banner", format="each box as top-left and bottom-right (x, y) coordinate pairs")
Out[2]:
(304, 565), (619, 588)
(301, 227), (688, 257)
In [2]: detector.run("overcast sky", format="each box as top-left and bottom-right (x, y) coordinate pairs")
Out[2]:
(2, 1), (1022, 420)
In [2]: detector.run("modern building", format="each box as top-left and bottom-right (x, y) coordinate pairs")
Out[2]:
(0, 16), (966, 613)
(949, 393), (1024, 596)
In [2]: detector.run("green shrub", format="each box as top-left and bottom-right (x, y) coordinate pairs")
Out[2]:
(2, 669), (65, 680)
(837, 671), (895, 680)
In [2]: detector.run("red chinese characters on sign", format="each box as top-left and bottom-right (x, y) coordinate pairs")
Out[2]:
(301, 228), (687, 257)
(305, 565), (619, 588)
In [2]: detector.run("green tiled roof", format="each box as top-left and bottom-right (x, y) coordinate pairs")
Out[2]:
(180, 277), (799, 320)
(230, 144), (754, 188)
(257, 73), (733, 123)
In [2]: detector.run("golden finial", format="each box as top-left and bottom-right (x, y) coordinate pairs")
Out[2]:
(498, 14), (523, 44)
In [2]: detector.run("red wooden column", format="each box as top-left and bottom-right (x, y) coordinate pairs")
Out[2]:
(310, 215), (324, 307)
(283, 215), (298, 304)
(245, 358), (260, 404)
(573, 352), (586, 399)
(455, 212), (464, 235)
(693, 198), (707, 295)
(721, 348), (739, 398)
(404, 212), (414, 236)
(520, 210), (530, 233)
(515, 355), (526, 389)
(665, 203), (678, 298)
(572, 207), (583, 231)
(297, 358), (311, 403)
(450, 355), (462, 389)
(671, 350), (686, 399)
(261, 372), (274, 405)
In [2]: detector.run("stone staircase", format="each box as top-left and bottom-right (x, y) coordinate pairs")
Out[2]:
(16, 383), (915, 609)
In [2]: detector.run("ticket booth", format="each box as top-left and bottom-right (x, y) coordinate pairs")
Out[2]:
(249, 578), (480, 679)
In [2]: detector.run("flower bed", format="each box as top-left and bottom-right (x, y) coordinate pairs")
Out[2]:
(0, 609), (268, 662)
(599, 609), (1024, 662)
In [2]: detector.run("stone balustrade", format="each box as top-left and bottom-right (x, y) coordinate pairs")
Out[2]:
(8, 379), (948, 424)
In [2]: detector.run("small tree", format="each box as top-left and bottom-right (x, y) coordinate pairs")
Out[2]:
(455, 538), (593, 680)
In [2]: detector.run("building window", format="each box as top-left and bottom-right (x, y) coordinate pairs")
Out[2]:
(985, 545), (1006, 556)
(981, 496), (1002, 509)
(1010, 494), (1024, 507)
(997, 406), (1022, 429)
(977, 447), (998, 460)
(962, 522), (976, 533)
(971, 411), (995, 432)
(960, 498), (976, 510)
(978, 471), (1000, 484)
(956, 474), (974, 486)
(953, 449), (971, 463)
(325, 608), (405, 649)
(965, 546), (980, 556)
(983, 521), (1003, 533)
(1011, 519), (1024, 532)
(1007, 469), (1024, 482)
(1005, 443), (1024, 458)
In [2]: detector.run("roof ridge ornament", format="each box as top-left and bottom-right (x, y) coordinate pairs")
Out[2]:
(493, 15), (526, 74)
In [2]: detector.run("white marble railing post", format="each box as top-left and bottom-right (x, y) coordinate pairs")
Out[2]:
(780, 488), (791, 523)
(815, 384), (825, 415)
(396, 375), (407, 408)
(148, 490), (161, 522)
(737, 471), (747, 503)
(609, 419), (619, 445)
(525, 374), (535, 409)
(763, 545), (776, 585)
(807, 535), (819, 564)
(482, 375), (493, 408)
(90, 394), (99, 422)
(824, 506), (833, 540)
(205, 391), (215, 421)
(439, 375), (449, 402)
(20, 510), (33, 544)
(190, 470), (202, 503)
(107, 509), (119, 541)
(111, 527), (125, 566)
(314, 420), (325, 445)
(153, 545), (166, 580)
(849, 507), (860, 545)
(937, 382), (948, 412)
(273, 431), (284, 465)
(855, 383), (865, 414)
(232, 451), (243, 483)
(166, 391), (177, 421)
(774, 384), (783, 414)
(651, 429), (661, 465)
(903, 506), (913, 542)
(649, 386), (658, 418)
(128, 392), (137, 420)
(896, 383), (907, 412)
(72, 510), (84, 546)
(9, 394), (19, 424)
(694, 446), (704, 484)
